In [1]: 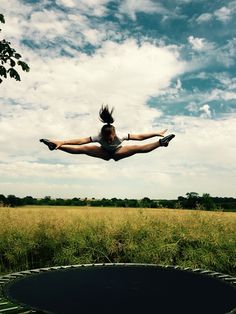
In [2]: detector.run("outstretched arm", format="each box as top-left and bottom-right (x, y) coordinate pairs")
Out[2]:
(129, 129), (167, 141)
(52, 137), (92, 149)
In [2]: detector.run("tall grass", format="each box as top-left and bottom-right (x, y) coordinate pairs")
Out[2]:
(0, 206), (235, 275)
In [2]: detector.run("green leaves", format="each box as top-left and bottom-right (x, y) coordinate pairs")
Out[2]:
(18, 60), (30, 72)
(0, 13), (30, 84)
(10, 58), (16, 67)
(14, 53), (22, 59)
(0, 14), (5, 24)
(8, 68), (21, 81)
(0, 65), (7, 78)
(0, 14), (5, 33)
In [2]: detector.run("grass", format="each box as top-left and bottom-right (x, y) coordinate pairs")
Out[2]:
(0, 206), (235, 276)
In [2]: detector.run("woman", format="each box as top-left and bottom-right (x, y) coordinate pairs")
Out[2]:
(40, 106), (175, 161)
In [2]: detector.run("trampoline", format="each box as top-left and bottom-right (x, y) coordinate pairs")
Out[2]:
(0, 263), (236, 314)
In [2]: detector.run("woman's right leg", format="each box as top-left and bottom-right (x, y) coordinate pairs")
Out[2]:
(113, 141), (161, 161)
(113, 134), (175, 161)
(58, 145), (111, 161)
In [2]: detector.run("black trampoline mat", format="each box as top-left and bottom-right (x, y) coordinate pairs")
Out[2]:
(5, 265), (236, 314)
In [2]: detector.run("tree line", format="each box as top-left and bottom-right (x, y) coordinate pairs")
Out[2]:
(0, 193), (235, 212)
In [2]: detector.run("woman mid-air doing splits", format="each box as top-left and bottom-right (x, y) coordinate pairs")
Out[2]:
(40, 106), (175, 161)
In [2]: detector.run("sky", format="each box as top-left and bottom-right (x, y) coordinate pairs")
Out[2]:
(0, 0), (236, 200)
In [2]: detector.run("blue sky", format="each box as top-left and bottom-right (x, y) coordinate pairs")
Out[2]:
(0, 0), (236, 199)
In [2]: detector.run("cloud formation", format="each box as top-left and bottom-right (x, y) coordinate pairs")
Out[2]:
(118, 0), (167, 21)
(197, 2), (236, 24)
(0, 0), (235, 199)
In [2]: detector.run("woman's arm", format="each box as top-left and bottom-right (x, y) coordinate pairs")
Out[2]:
(129, 129), (167, 141)
(53, 137), (92, 149)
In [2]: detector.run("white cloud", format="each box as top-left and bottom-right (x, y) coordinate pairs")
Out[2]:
(199, 104), (211, 118)
(188, 36), (214, 51)
(0, 38), (186, 161)
(1, 0), (236, 200)
(176, 79), (182, 90)
(196, 13), (212, 23)
(213, 73), (236, 90)
(185, 103), (212, 118)
(188, 36), (205, 50)
(56, 0), (109, 16)
(196, 3), (236, 24)
(1, 114), (236, 199)
(56, 0), (75, 8)
(0, 0), (113, 52)
(183, 37), (235, 71)
(207, 89), (236, 101)
(29, 10), (68, 39)
(0, 0), (31, 16)
(0, 162), (108, 180)
(165, 85), (236, 114)
(214, 6), (231, 22)
(185, 102), (198, 113)
(0, 27), (189, 199)
(82, 28), (105, 46)
(118, 0), (167, 21)
(216, 38), (236, 67)
(0, 182), (86, 198)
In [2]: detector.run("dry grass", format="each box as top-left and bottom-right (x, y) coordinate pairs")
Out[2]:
(0, 206), (235, 275)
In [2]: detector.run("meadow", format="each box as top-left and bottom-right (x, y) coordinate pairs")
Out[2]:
(0, 206), (235, 276)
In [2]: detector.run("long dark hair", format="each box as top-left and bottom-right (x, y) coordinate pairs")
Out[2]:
(99, 105), (114, 124)
(99, 105), (115, 135)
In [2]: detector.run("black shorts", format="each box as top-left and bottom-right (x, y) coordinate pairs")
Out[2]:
(102, 146), (122, 159)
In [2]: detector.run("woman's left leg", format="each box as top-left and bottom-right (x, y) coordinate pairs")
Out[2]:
(58, 145), (111, 160)
(113, 141), (161, 161)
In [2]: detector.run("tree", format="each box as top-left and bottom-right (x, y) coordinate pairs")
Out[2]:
(140, 197), (151, 208)
(0, 14), (30, 83)
(22, 196), (37, 205)
(201, 193), (216, 211)
(185, 192), (200, 209)
(0, 194), (7, 206)
(186, 192), (199, 199)
(41, 196), (52, 205)
(7, 194), (22, 207)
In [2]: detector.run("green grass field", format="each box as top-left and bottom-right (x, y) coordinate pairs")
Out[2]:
(0, 206), (235, 275)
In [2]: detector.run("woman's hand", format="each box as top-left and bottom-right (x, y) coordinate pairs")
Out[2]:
(52, 140), (64, 149)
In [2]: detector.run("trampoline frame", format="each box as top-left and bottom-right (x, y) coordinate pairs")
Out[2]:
(0, 263), (236, 314)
